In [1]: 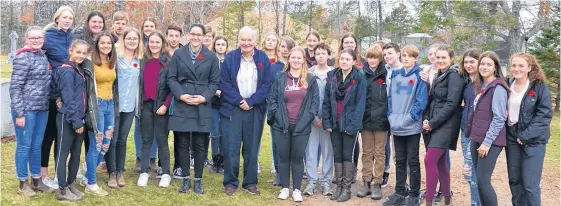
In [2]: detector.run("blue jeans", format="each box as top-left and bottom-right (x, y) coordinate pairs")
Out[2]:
(461, 131), (480, 206)
(210, 108), (221, 156)
(385, 132), (391, 172)
(85, 99), (114, 185)
(134, 117), (157, 159)
(13, 110), (49, 180)
(271, 126), (279, 171)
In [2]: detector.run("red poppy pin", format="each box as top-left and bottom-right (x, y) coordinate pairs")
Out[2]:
(324, 77), (328, 82)
(351, 80), (356, 85)
(298, 82), (304, 88)
(197, 54), (203, 60)
(48, 64), (53, 70)
(109, 65), (113, 70)
(528, 89), (535, 97)
(133, 63), (138, 68)
(258, 62), (263, 69)
(409, 79), (414, 85)
(163, 62), (167, 68)
(480, 89), (485, 94)
(377, 79), (384, 85)
(270, 58), (276, 64)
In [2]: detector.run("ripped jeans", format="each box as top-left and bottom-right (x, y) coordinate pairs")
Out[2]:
(461, 131), (480, 206)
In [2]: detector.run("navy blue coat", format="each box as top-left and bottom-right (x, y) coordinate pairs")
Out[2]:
(219, 48), (273, 118)
(52, 61), (86, 129)
(42, 26), (73, 68)
(322, 68), (367, 135)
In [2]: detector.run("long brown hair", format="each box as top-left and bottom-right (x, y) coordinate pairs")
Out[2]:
(435, 44), (457, 75)
(336, 32), (363, 68)
(459, 48), (481, 77)
(141, 17), (157, 42)
(509, 53), (546, 81)
(473, 51), (506, 94)
(261, 32), (280, 60)
(92, 31), (116, 66)
(284, 46), (309, 89)
(118, 28), (144, 59)
(211, 35), (229, 54)
(144, 30), (168, 60)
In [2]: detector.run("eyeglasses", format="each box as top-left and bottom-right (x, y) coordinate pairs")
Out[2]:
(125, 37), (139, 41)
(189, 33), (204, 37)
(28, 37), (44, 41)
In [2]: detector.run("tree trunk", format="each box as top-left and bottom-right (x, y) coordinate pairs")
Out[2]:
(377, 0), (382, 40)
(337, 1), (341, 38)
(115, 0), (126, 11)
(308, 0), (313, 32)
(258, 0), (262, 44)
(34, 1), (64, 27)
(240, 2), (245, 29)
(223, 1), (228, 35)
(274, 0), (280, 35)
(282, 0), (288, 35)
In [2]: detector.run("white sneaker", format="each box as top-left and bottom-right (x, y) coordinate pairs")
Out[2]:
(137, 173), (150, 187)
(53, 176), (59, 186)
(278, 188), (289, 200)
(292, 189), (303, 202)
(42, 177), (58, 189)
(77, 165), (84, 179)
(257, 162), (262, 174)
(159, 174), (171, 188)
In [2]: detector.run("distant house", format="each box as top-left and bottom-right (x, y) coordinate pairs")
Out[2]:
(402, 33), (433, 59)
(360, 36), (391, 53)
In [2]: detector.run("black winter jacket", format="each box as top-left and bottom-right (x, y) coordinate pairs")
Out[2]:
(81, 59), (120, 132)
(267, 72), (320, 136)
(506, 78), (552, 145)
(362, 62), (389, 131)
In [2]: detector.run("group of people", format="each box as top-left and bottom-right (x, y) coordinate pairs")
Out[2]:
(10, 6), (552, 206)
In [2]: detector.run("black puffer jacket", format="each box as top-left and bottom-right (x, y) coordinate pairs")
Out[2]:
(9, 48), (51, 117)
(506, 78), (552, 145)
(362, 62), (389, 131)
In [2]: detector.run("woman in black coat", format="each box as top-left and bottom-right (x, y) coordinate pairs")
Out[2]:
(422, 45), (465, 206)
(167, 24), (220, 194)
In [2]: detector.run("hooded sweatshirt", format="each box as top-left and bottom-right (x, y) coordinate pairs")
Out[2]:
(387, 64), (429, 136)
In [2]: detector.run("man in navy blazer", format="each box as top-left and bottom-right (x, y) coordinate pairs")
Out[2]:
(219, 26), (273, 195)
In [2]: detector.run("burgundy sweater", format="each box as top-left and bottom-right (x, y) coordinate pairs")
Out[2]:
(143, 59), (172, 107)
(284, 73), (307, 124)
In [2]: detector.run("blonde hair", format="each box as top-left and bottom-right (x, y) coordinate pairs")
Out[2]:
(401, 45), (419, 59)
(45, 6), (74, 29)
(284, 46), (309, 89)
(118, 28), (144, 59)
(262, 32), (280, 59)
(365, 45), (383, 60)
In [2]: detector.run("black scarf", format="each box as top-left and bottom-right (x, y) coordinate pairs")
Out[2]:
(335, 68), (353, 100)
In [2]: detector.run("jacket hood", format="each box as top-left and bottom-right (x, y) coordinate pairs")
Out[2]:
(45, 26), (72, 35)
(397, 64), (422, 77)
(15, 48), (45, 56)
(364, 61), (387, 78)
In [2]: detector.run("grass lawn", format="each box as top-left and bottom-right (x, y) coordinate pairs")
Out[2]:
(545, 113), (560, 168)
(1, 125), (279, 206)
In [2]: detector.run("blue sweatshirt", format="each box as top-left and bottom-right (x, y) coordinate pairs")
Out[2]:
(387, 64), (428, 136)
(42, 26), (73, 68)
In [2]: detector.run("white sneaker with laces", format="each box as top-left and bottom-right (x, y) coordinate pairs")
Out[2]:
(42, 177), (58, 189)
(137, 173), (150, 187)
(77, 165), (84, 179)
(293, 189), (303, 202)
(278, 188), (289, 200)
(159, 174), (171, 188)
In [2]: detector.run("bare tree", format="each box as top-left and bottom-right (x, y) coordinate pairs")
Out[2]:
(274, 0), (280, 35)
(258, 0), (262, 44)
(34, 1), (64, 27)
(308, 0), (314, 32)
(282, 0), (287, 35)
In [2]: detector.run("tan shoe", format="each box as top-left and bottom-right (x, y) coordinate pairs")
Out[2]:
(116, 172), (125, 187)
(107, 172), (118, 188)
(85, 184), (109, 196)
(31, 178), (55, 193)
(18, 180), (37, 197)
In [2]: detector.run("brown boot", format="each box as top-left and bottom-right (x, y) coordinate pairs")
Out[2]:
(439, 195), (452, 206)
(18, 180), (37, 197)
(426, 199), (434, 206)
(135, 158), (141, 172)
(107, 172), (118, 188)
(150, 158), (157, 172)
(31, 177), (55, 193)
(116, 172), (126, 187)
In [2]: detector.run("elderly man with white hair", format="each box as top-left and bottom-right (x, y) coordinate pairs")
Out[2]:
(219, 26), (273, 195)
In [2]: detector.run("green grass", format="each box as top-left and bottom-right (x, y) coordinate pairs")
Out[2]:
(1, 125), (279, 206)
(1, 55), (12, 78)
(545, 113), (560, 168)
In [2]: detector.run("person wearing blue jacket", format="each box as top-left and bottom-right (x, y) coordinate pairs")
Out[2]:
(383, 45), (428, 206)
(506, 53), (552, 206)
(322, 49), (366, 202)
(220, 26), (273, 195)
(40, 6), (75, 189)
(52, 40), (89, 202)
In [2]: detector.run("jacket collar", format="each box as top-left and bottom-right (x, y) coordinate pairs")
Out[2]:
(15, 47), (45, 56)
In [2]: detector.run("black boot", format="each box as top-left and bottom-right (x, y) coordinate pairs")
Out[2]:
(31, 177), (55, 193)
(330, 163), (343, 201)
(337, 162), (354, 202)
(217, 154), (224, 173)
(210, 155), (219, 174)
(178, 177), (191, 193)
(194, 178), (204, 194)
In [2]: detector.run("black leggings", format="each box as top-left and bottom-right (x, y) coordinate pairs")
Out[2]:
(272, 125), (310, 190)
(471, 141), (502, 206)
(176, 132), (209, 178)
(105, 112), (134, 173)
(55, 113), (84, 188)
(140, 101), (170, 174)
(41, 100), (59, 168)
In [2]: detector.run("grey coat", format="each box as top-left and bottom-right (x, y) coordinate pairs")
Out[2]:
(167, 45), (220, 132)
(10, 48), (51, 117)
